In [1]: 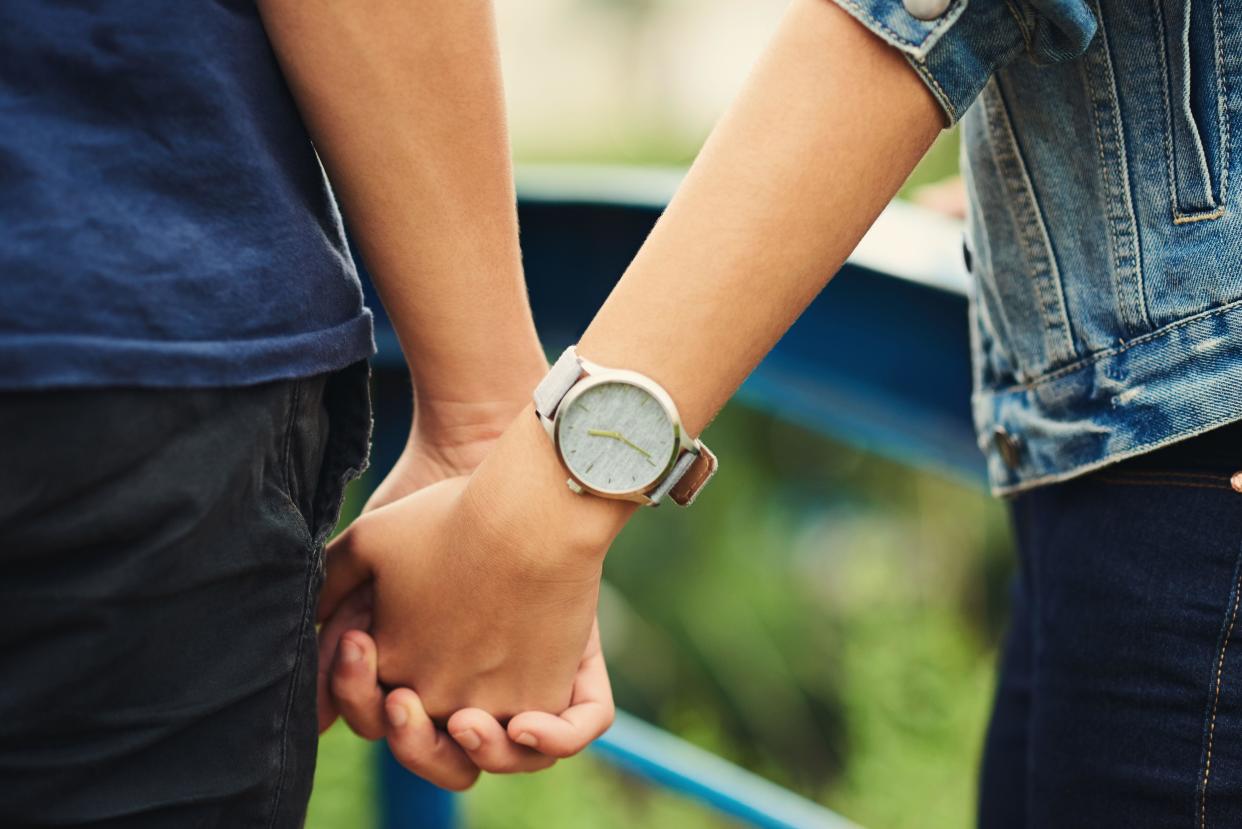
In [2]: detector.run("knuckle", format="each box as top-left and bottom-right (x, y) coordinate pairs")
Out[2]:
(390, 740), (429, 772)
(347, 720), (385, 741)
(330, 674), (369, 703)
(339, 707), (385, 739)
(551, 743), (581, 760)
(528, 756), (558, 772)
(336, 703), (380, 737)
(441, 769), (480, 792)
(420, 697), (455, 726)
(478, 754), (519, 775)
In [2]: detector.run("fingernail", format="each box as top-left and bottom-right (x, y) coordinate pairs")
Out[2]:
(451, 729), (481, 751)
(514, 732), (538, 748)
(386, 700), (408, 728)
(340, 638), (363, 664)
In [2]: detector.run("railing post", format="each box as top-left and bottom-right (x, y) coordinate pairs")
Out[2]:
(378, 744), (457, 829)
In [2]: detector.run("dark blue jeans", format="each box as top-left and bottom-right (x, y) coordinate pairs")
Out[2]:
(0, 364), (370, 828)
(980, 422), (1242, 828)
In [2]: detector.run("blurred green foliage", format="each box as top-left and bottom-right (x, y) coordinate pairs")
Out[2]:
(900, 129), (961, 197)
(307, 402), (1013, 829)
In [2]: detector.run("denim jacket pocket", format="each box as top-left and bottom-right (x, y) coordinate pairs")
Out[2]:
(1155, 0), (1230, 222)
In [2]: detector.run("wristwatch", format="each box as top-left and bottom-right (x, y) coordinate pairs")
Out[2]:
(533, 346), (717, 506)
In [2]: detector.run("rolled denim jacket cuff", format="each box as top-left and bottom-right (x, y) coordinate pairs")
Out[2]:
(825, 0), (1088, 125)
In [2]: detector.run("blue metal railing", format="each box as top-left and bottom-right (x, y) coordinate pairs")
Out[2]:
(361, 164), (976, 829)
(593, 711), (858, 829)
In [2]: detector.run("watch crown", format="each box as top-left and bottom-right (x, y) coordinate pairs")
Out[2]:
(566, 478), (585, 495)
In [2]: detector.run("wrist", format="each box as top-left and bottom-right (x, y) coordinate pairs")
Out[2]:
(409, 354), (548, 450)
(463, 406), (635, 573)
(411, 394), (529, 452)
(407, 332), (548, 407)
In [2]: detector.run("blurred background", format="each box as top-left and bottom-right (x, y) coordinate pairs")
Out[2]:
(306, 1), (1006, 827)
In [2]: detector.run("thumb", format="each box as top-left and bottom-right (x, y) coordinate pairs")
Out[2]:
(317, 522), (374, 623)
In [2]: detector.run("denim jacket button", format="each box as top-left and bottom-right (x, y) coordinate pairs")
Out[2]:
(993, 427), (1022, 469)
(903, 0), (951, 20)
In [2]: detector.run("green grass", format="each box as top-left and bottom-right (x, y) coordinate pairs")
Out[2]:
(465, 754), (741, 829)
(308, 723), (378, 829)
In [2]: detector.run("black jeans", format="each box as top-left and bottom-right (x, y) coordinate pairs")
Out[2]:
(980, 422), (1242, 827)
(0, 363), (370, 828)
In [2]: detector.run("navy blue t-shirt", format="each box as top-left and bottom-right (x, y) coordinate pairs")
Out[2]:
(0, 1), (375, 389)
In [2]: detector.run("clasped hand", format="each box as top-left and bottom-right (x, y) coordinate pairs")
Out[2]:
(315, 411), (623, 789)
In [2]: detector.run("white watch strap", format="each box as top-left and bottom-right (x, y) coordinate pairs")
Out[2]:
(533, 346), (583, 420)
(648, 449), (698, 506)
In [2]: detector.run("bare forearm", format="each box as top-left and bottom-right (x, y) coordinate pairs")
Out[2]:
(462, 0), (949, 565)
(579, 0), (942, 436)
(258, 0), (546, 423)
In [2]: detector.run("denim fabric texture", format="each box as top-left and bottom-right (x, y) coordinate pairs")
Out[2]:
(979, 421), (1242, 827)
(827, 1), (1096, 124)
(833, 0), (1242, 494)
(0, 362), (371, 828)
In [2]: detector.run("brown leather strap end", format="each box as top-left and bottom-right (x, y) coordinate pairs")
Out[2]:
(669, 443), (717, 507)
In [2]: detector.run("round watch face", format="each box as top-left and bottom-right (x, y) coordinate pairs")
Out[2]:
(556, 380), (678, 494)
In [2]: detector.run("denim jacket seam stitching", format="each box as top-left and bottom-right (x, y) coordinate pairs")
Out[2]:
(1196, 0), (1230, 211)
(963, 135), (1024, 375)
(830, 0), (963, 57)
(1174, 205), (1228, 224)
(1153, 0), (1181, 221)
(982, 78), (1078, 367)
(986, 296), (1242, 392)
(1083, 3), (1151, 334)
(1198, 543), (1242, 829)
(986, 414), (1242, 495)
(1154, 0), (1229, 223)
(1004, 0), (1033, 52)
(1185, 23), (1219, 199)
(908, 56), (957, 121)
(1211, 0), (1230, 206)
(833, 0), (924, 49)
(1006, 77), (1078, 364)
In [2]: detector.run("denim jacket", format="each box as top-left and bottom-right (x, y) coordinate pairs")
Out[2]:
(832, 0), (1242, 494)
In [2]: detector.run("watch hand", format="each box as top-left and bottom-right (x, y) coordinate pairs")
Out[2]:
(619, 436), (657, 464)
(587, 428), (657, 465)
